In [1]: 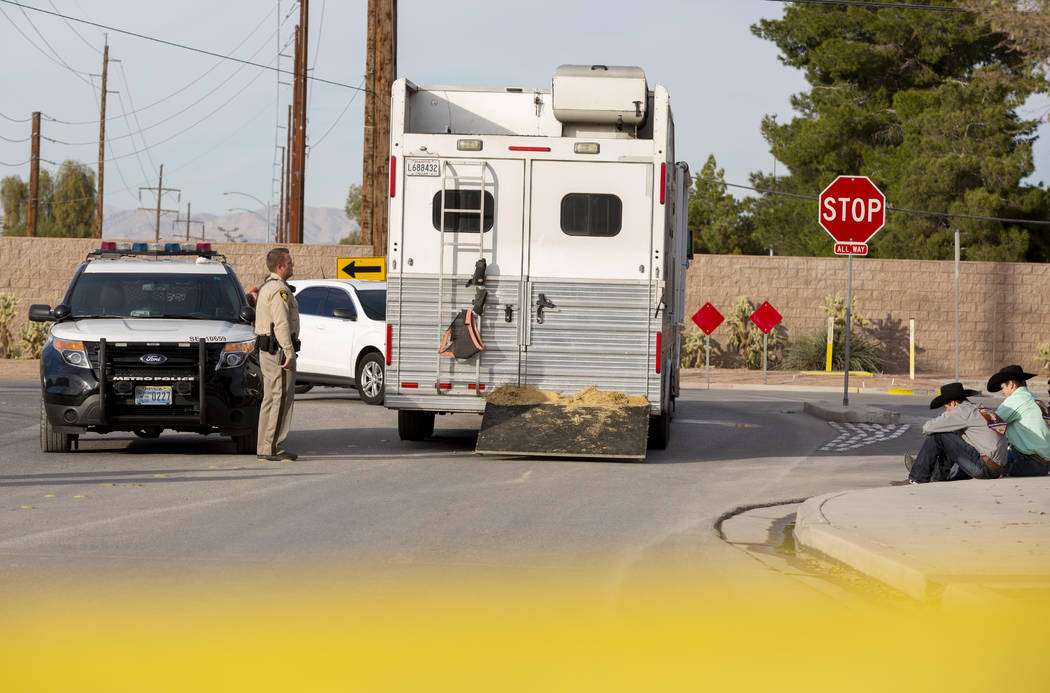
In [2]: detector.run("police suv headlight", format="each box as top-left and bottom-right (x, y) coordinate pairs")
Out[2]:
(217, 339), (255, 369)
(52, 338), (90, 369)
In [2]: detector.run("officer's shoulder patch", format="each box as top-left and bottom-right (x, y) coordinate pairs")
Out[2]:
(278, 289), (289, 302)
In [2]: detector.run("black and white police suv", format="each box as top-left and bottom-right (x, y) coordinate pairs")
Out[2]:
(29, 241), (261, 453)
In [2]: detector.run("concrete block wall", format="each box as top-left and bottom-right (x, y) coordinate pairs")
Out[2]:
(686, 254), (1050, 377)
(2, 238), (1047, 376)
(0, 237), (370, 351)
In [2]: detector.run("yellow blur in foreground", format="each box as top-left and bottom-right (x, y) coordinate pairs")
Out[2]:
(2, 570), (1048, 692)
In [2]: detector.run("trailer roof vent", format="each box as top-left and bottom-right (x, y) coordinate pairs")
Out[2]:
(552, 65), (648, 126)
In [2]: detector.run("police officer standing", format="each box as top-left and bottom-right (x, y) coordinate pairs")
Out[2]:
(255, 247), (300, 461)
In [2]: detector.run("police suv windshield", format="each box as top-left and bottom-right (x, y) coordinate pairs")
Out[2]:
(68, 273), (244, 320)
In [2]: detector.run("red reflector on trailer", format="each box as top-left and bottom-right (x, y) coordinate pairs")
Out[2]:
(389, 155), (396, 197)
(659, 162), (666, 205)
(509, 146), (551, 152)
(468, 384), (486, 391)
(656, 332), (662, 373)
(436, 383), (452, 390)
(100, 241), (117, 250)
(400, 382), (418, 389)
(385, 324), (392, 365)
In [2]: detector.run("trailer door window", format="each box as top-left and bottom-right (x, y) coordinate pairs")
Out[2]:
(431, 190), (494, 233)
(560, 193), (622, 237)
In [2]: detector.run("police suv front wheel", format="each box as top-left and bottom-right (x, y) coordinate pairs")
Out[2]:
(40, 401), (76, 453)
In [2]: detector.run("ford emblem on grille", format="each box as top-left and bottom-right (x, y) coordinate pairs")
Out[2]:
(140, 353), (167, 365)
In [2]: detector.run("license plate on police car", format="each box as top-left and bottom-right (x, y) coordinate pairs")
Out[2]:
(405, 157), (440, 176)
(135, 386), (172, 405)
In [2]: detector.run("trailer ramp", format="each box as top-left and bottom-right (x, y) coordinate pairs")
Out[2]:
(475, 386), (650, 461)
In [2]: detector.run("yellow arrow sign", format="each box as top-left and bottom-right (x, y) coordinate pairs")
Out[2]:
(336, 256), (386, 281)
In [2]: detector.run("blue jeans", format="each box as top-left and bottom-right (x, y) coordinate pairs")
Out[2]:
(1005, 449), (1050, 477)
(910, 432), (999, 483)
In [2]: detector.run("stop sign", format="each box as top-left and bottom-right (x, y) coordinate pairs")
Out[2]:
(818, 176), (886, 243)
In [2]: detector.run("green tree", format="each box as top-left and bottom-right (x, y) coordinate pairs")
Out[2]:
(340, 182), (362, 245)
(958, 0), (1050, 88)
(0, 162), (93, 237)
(1, 176), (27, 235)
(751, 1), (1048, 261)
(688, 154), (760, 255)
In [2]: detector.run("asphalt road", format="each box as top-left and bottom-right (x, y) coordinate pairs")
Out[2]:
(0, 379), (938, 593)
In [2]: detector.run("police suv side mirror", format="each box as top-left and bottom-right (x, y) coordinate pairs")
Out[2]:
(29, 304), (54, 322)
(238, 306), (256, 324)
(332, 308), (357, 321)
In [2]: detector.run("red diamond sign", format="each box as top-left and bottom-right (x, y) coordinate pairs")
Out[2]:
(750, 301), (782, 335)
(692, 302), (724, 335)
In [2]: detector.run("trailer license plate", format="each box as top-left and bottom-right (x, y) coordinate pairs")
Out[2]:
(405, 157), (440, 176)
(135, 386), (172, 405)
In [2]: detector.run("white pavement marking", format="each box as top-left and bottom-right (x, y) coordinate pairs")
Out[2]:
(817, 422), (910, 452)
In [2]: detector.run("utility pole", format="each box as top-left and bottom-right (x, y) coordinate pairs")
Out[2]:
(284, 104), (293, 243)
(138, 164), (180, 241)
(289, 0), (309, 245)
(173, 202), (205, 241)
(95, 42), (109, 238)
(276, 145), (285, 244)
(361, 0), (397, 256)
(27, 111), (40, 237)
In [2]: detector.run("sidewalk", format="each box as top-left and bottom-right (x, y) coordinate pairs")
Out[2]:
(679, 366), (984, 395)
(793, 477), (1050, 606)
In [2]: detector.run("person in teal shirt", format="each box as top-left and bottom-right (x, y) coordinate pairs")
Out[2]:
(987, 365), (1050, 477)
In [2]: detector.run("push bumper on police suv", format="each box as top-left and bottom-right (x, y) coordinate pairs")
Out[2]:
(40, 336), (259, 436)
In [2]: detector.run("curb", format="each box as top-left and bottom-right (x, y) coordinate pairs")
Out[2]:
(793, 493), (932, 601)
(802, 401), (901, 424)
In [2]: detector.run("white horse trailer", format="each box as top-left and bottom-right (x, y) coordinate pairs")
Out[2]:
(384, 65), (691, 458)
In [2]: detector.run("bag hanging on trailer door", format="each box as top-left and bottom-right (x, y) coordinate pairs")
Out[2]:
(438, 308), (485, 359)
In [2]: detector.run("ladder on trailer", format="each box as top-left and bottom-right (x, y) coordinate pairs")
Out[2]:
(435, 160), (492, 394)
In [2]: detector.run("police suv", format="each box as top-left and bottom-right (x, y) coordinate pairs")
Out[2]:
(29, 241), (261, 453)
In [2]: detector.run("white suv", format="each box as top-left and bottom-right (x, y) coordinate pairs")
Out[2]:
(287, 279), (387, 404)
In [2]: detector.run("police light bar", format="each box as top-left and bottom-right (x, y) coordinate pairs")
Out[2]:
(100, 241), (117, 250)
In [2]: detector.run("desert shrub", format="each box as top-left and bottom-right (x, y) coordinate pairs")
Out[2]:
(19, 321), (48, 359)
(821, 293), (867, 329)
(782, 329), (883, 373)
(0, 292), (18, 358)
(725, 297), (781, 370)
(680, 328), (707, 368)
(1038, 341), (1050, 373)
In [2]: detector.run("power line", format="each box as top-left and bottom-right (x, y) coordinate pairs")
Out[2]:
(0, 3), (94, 86)
(39, 4), (280, 127)
(0, 0), (368, 93)
(0, 133), (31, 143)
(117, 62), (157, 176)
(46, 0), (100, 53)
(702, 177), (1050, 227)
(764, 0), (969, 10)
(0, 158), (30, 167)
(0, 112), (31, 123)
(49, 22), (288, 146)
(310, 75), (366, 150)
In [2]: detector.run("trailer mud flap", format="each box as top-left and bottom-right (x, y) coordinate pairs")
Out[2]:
(475, 403), (650, 460)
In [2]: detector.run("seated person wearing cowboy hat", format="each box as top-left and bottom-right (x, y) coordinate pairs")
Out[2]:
(988, 365), (1050, 477)
(905, 382), (1006, 484)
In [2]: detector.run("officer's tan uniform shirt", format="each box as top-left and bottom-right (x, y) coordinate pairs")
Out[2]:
(254, 272), (300, 358)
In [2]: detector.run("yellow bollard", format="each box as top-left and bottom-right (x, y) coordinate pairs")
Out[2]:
(909, 318), (915, 380)
(825, 316), (834, 372)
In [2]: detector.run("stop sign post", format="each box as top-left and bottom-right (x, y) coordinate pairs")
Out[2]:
(818, 175), (886, 405)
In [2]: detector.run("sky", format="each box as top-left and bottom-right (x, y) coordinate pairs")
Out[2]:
(0, 0), (1047, 219)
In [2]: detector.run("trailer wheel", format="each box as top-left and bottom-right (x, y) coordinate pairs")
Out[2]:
(398, 410), (434, 441)
(40, 400), (75, 453)
(647, 412), (670, 450)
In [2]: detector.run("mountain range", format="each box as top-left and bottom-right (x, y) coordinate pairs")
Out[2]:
(101, 205), (357, 245)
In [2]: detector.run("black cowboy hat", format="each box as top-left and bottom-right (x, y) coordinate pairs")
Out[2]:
(986, 365), (1036, 393)
(929, 382), (980, 409)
